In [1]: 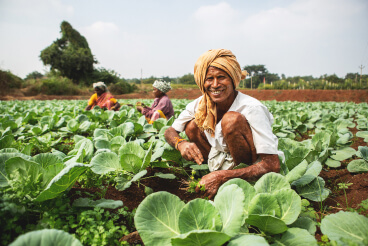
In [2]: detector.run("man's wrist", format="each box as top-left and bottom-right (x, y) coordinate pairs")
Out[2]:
(175, 138), (186, 150)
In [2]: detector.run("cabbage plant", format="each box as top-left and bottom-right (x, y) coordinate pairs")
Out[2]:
(134, 173), (317, 246)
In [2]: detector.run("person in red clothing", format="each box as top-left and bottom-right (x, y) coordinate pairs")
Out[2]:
(85, 82), (120, 111)
(136, 79), (175, 124)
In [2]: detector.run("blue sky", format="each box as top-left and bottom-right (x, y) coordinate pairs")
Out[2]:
(1, 0), (367, 79)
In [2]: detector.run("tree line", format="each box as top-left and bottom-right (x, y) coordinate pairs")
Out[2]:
(11, 20), (368, 92)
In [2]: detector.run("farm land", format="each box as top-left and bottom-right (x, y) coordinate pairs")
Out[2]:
(1, 89), (368, 246)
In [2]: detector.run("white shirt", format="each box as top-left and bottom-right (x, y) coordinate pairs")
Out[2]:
(171, 92), (278, 154)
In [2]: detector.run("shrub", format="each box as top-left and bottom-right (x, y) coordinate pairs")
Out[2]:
(109, 81), (137, 94)
(0, 69), (23, 93)
(90, 68), (120, 85)
(24, 71), (43, 80)
(24, 76), (80, 95)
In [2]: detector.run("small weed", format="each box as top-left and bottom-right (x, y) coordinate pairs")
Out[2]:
(337, 182), (353, 209)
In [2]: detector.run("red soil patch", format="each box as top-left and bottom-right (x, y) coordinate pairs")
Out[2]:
(1, 89), (368, 103)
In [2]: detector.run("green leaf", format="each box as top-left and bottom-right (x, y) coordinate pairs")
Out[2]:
(325, 158), (341, 168)
(153, 118), (167, 131)
(69, 138), (94, 161)
(5, 157), (43, 187)
(155, 172), (176, 179)
(120, 154), (142, 173)
(33, 153), (63, 168)
(274, 189), (301, 224)
(0, 148), (19, 153)
(178, 199), (222, 233)
(357, 146), (368, 161)
(248, 193), (281, 217)
(292, 161), (322, 187)
(254, 172), (290, 194)
(119, 141), (145, 159)
(121, 122), (135, 138)
(214, 184), (245, 237)
(272, 228), (317, 246)
(90, 152), (120, 174)
(141, 142), (153, 171)
(35, 163), (88, 202)
(321, 211), (368, 246)
(171, 230), (230, 246)
(330, 147), (356, 161)
(296, 177), (330, 202)
(134, 191), (185, 246)
(78, 121), (91, 132)
(111, 136), (126, 154)
(218, 178), (256, 217)
(94, 139), (111, 150)
(347, 159), (368, 173)
(285, 160), (308, 183)
(0, 134), (14, 149)
(289, 217), (317, 235)
(227, 234), (269, 246)
(0, 153), (32, 187)
(246, 214), (287, 235)
(356, 131), (368, 142)
(72, 198), (123, 209)
(66, 119), (79, 132)
(9, 229), (82, 246)
(94, 128), (112, 141)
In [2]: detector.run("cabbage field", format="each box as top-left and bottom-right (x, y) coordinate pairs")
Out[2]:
(1, 99), (368, 246)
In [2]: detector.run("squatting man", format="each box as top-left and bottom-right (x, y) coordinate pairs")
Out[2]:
(164, 49), (282, 199)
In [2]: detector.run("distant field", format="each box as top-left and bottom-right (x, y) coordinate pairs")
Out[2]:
(1, 89), (367, 103)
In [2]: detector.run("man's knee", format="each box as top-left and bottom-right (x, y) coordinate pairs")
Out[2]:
(221, 111), (249, 135)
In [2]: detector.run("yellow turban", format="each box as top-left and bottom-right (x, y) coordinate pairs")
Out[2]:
(193, 49), (247, 136)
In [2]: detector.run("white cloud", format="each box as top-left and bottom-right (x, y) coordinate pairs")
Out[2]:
(85, 21), (119, 34)
(193, 2), (241, 39)
(238, 0), (368, 76)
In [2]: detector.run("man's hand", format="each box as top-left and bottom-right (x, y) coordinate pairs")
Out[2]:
(177, 141), (204, 165)
(195, 170), (226, 199)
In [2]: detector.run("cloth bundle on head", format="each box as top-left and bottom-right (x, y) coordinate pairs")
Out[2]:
(153, 79), (172, 94)
(193, 49), (248, 136)
(93, 81), (108, 92)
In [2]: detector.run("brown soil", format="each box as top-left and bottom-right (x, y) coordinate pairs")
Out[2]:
(1, 89), (368, 103)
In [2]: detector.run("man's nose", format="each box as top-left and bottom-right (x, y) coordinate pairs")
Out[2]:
(212, 79), (219, 88)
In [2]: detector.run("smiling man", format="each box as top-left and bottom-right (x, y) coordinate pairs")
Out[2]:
(164, 49), (281, 199)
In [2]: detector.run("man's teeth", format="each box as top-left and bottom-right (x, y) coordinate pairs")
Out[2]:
(211, 91), (221, 95)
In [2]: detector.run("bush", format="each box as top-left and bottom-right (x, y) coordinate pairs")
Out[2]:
(0, 69), (23, 93)
(24, 71), (43, 80)
(90, 68), (120, 85)
(109, 81), (137, 94)
(24, 76), (80, 95)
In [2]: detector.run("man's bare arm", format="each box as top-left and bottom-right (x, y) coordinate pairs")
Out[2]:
(164, 127), (204, 165)
(196, 154), (280, 199)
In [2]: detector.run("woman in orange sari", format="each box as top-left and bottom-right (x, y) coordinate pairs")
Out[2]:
(85, 82), (120, 111)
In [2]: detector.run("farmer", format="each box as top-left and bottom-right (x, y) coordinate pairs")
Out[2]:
(136, 79), (175, 124)
(164, 49), (281, 199)
(85, 81), (120, 111)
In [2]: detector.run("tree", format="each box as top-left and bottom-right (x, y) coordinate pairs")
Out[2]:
(243, 65), (280, 88)
(25, 71), (43, 80)
(40, 21), (97, 83)
(178, 73), (195, 84)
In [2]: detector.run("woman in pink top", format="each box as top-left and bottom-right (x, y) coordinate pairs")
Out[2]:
(137, 79), (175, 124)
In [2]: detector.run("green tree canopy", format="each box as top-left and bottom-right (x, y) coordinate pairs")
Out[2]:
(243, 65), (280, 88)
(40, 21), (97, 83)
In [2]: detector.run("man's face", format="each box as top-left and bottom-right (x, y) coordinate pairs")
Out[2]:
(153, 87), (163, 98)
(204, 66), (235, 104)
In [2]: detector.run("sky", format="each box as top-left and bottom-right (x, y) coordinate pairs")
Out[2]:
(1, 0), (368, 80)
